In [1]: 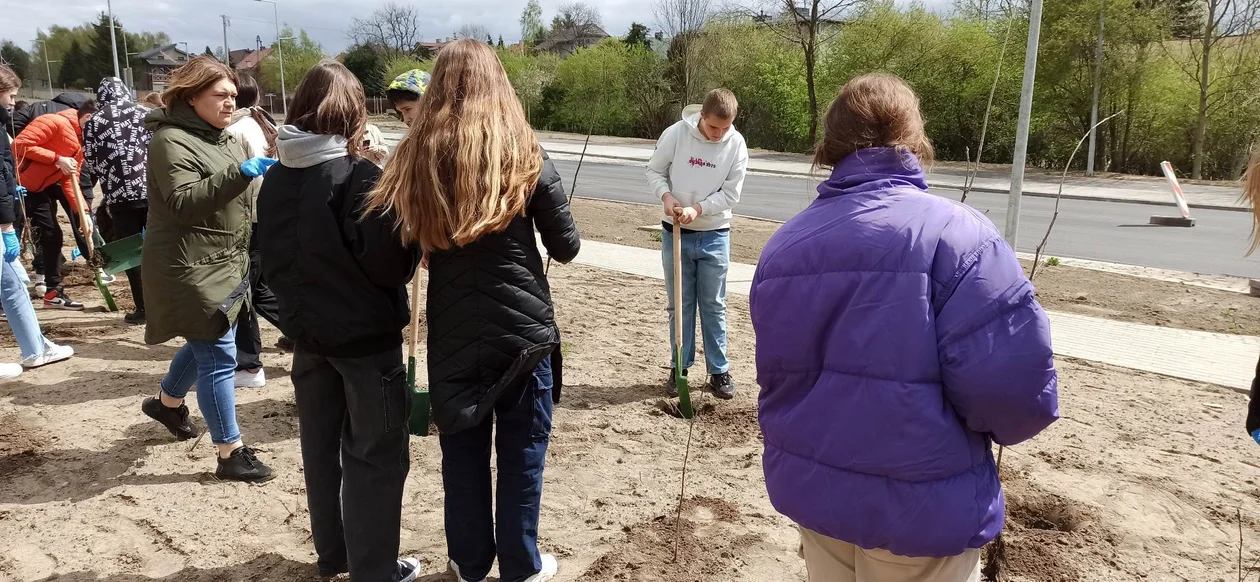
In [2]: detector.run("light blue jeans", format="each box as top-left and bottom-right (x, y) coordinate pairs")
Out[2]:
(661, 227), (730, 375)
(1, 259), (49, 359)
(160, 325), (241, 445)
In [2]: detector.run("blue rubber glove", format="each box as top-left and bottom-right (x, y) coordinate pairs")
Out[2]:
(15, 185), (26, 199)
(1252, 429), (1260, 447)
(2, 230), (19, 263)
(240, 157), (278, 178)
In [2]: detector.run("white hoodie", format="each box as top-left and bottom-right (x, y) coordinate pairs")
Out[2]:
(645, 104), (749, 232)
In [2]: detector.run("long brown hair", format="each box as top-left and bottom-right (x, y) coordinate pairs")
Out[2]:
(367, 39), (542, 251)
(0, 64), (20, 94)
(813, 73), (934, 170)
(162, 55), (237, 108)
(1244, 148), (1260, 254)
(286, 60), (365, 158)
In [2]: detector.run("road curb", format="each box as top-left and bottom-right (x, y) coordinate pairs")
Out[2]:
(548, 150), (1249, 213)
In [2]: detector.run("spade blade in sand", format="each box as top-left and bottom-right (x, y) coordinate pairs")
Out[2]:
(671, 220), (695, 419)
(406, 272), (431, 437)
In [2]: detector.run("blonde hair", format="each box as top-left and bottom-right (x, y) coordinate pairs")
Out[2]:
(702, 88), (738, 120)
(1245, 148), (1260, 254)
(367, 39), (542, 251)
(141, 92), (164, 108)
(813, 73), (934, 169)
(287, 60), (365, 158)
(162, 56), (237, 108)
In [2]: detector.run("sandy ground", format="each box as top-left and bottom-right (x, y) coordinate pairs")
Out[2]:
(0, 255), (1258, 581)
(570, 197), (1260, 337)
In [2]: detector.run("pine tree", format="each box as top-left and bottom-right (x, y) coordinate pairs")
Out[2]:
(87, 12), (125, 83)
(342, 43), (387, 97)
(497, 35), (505, 49)
(58, 40), (87, 89)
(204, 46), (215, 57)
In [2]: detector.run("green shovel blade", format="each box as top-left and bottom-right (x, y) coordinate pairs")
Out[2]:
(675, 348), (694, 419)
(98, 233), (144, 275)
(407, 355), (431, 436)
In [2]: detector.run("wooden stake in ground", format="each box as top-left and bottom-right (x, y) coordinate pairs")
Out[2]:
(406, 271), (430, 436)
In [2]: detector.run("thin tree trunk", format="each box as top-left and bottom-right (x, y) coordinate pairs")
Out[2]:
(805, 39), (818, 146)
(1192, 12), (1213, 179)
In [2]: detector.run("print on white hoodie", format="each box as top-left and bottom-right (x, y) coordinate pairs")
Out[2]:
(645, 104), (750, 232)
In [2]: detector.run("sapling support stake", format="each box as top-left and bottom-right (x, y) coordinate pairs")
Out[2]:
(672, 411), (697, 563)
(962, 7), (1016, 206)
(1029, 110), (1124, 281)
(544, 124), (594, 276)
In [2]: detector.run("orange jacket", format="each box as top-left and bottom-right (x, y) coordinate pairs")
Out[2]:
(13, 109), (85, 205)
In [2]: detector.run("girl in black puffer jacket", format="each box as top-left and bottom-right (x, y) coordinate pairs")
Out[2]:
(366, 39), (580, 582)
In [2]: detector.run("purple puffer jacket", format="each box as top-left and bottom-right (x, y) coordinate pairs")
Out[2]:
(750, 147), (1058, 558)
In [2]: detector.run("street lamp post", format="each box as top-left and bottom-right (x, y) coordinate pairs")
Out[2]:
(1004, 0), (1045, 249)
(107, 0), (121, 79)
(256, 0), (287, 118)
(178, 42), (190, 63)
(34, 39), (54, 98)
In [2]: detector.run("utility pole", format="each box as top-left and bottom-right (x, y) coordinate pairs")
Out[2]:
(1086, 0), (1106, 176)
(1004, 0), (1045, 249)
(221, 16), (231, 65)
(107, 0), (121, 79)
(256, 0), (287, 118)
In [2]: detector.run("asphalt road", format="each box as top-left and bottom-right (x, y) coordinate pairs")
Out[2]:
(552, 159), (1259, 278)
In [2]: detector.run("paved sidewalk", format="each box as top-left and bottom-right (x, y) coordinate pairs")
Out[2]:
(557, 237), (1260, 392)
(381, 130), (1245, 210)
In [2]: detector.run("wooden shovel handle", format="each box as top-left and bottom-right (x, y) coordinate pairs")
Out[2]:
(409, 269), (422, 360)
(673, 219), (682, 350)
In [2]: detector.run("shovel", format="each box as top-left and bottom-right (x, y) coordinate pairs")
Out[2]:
(97, 233), (144, 275)
(407, 270), (431, 436)
(671, 218), (695, 419)
(69, 174), (118, 312)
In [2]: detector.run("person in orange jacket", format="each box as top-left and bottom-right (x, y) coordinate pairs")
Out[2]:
(12, 101), (97, 310)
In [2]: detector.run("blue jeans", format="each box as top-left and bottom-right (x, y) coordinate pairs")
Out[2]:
(440, 358), (553, 582)
(160, 325), (241, 445)
(1, 259), (48, 359)
(661, 228), (730, 375)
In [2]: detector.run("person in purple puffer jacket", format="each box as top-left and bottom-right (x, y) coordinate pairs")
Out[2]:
(750, 73), (1059, 581)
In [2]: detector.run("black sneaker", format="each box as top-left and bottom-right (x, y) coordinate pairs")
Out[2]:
(142, 396), (200, 440)
(124, 310), (146, 325)
(317, 562), (348, 580)
(709, 372), (736, 400)
(276, 336), (295, 352)
(44, 288), (84, 311)
(215, 446), (274, 483)
(666, 368), (686, 398)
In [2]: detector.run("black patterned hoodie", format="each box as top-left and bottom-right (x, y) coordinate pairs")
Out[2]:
(83, 77), (151, 208)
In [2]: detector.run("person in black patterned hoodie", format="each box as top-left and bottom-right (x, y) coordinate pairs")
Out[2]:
(83, 77), (151, 325)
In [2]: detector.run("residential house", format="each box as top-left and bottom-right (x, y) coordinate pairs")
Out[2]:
(535, 24), (609, 57)
(234, 47), (273, 83)
(133, 44), (190, 93)
(414, 40), (449, 58)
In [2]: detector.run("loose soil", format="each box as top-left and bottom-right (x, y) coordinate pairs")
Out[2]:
(0, 256), (1258, 581)
(570, 197), (1260, 336)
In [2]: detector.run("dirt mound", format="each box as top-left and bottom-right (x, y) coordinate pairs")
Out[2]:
(582, 496), (761, 582)
(985, 486), (1102, 582)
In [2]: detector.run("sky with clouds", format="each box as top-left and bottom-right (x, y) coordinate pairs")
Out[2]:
(0, 0), (650, 58)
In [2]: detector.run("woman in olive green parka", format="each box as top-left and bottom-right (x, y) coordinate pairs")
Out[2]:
(139, 56), (278, 483)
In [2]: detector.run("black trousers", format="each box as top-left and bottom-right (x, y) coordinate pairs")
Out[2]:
(25, 184), (89, 289)
(109, 202), (147, 312)
(292, 346), (410, 581)
(235, 229), (281, 370)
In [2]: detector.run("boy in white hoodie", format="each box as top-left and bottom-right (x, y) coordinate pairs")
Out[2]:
(646, 88), (749, 400)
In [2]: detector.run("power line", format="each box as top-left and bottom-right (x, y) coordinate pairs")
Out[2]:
(227, 15), (345, 34)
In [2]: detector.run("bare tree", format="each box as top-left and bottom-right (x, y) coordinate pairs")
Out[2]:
(552, 2), (604, 31)
(1163, 0), (1260, 178)
(654, 0), (712, 103)
(349, 2), (421, 57)
(742, 0), (861, 145)
(454, 24), (493, 42)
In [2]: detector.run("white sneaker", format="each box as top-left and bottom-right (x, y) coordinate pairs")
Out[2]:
(98, 269), (116, 284)
(397, 557), (421, 582)
(0, 363), (23, 379)
(21, 341), (73, 369)
(32, 283), (46, 299)
(449, 559), (487, 582)
(523, 555), (558, 582)
(233, 368), (266, 388)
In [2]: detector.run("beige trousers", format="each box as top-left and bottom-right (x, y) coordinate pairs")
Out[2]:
(798, 526), (982, 582)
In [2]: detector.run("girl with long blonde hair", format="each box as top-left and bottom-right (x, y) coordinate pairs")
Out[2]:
(368, 39), (579, 582)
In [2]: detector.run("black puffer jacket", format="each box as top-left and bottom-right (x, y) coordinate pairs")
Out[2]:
(1, 106), (18, 224)
(428, 151), (581, 434)
(258, 155), (421, 358)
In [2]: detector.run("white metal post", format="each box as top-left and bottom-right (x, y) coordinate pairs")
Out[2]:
(1005, 0), (1045, 249)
